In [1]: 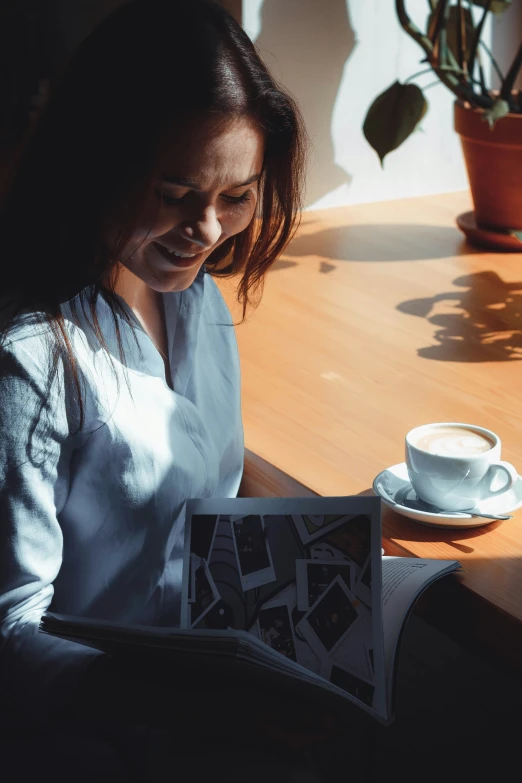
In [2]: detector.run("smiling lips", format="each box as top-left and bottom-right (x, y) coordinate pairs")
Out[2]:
(163, 247), (197, 259)
(153, 242), (203, 269)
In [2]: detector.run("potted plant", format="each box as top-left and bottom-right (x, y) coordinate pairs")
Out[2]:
(363, 1), (522, 251)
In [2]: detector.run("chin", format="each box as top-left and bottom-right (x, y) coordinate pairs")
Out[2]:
(154, 266), (204, 293)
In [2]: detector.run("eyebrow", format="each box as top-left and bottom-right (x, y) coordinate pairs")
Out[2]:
(161, 173), (261, 189)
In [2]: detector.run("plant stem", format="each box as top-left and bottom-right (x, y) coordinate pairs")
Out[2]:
(405, 68), (439, 83)
(435, 26), (446, 69)
(468, 0), (491, 84)
(500, 42), (522, 101)
(423, 80), (443, 91)
(429, 0), (450, 64)
(478, 40), (505, 85)
(476, 48), (488, 95)
(457, 0), (467, 73)
(427, 0), (449, 43)
(395, 0), (492, 108)
(406, 64), (484, 87)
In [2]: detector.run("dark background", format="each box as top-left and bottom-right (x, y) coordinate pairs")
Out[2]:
(0, 0), (241, 167)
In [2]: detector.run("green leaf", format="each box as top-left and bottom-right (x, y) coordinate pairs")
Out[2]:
(482, 97), (511, 128)
(510, 230), (522, 243)
(363, 82), (428, 166)
(471, 0), (512, 14)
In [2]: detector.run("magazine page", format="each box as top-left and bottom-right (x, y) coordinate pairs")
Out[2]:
(42, 609), (389, 701)
(381, 556), (461, 710)
(39, 611), (336, 678)
(180, 495), (389, 721)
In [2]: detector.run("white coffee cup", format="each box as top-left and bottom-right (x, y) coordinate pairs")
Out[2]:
(405, 422), (518, 512)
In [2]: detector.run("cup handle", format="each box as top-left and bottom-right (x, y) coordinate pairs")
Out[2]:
(482, 461), (518, 497)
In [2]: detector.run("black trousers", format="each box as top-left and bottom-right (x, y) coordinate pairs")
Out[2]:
(2, 614), (520, 783)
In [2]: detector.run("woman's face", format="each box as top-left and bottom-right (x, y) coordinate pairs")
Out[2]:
(118, 114), (265, 293)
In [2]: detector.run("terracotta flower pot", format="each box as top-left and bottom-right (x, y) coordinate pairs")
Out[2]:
(454, 100), (522, 250)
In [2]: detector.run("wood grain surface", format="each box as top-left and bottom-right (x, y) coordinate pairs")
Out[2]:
(218, 190), (522, 664)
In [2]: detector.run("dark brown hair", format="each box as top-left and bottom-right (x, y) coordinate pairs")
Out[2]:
(0, 0), (307, 432)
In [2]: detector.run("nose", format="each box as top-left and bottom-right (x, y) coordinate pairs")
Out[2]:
(179, 206), (222, 250)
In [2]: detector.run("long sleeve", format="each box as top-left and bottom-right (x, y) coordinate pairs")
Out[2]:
(0, 271), (244, 727)
(0, 338), (101, 723)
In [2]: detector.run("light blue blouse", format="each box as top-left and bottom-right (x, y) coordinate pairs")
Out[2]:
(0, 266), (244, 721)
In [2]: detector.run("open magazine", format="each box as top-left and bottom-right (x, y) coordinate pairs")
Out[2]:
(40, 495), (460, 724)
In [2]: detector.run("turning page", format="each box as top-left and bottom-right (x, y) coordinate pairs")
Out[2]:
(381, 555), (461, 711)
(180, 495), (389, 721)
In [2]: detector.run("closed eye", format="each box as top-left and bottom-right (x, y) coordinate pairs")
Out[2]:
(221, 192), (252, 206)
(157, 188), (253, 207)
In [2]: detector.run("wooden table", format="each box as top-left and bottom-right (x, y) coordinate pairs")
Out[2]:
(216, 190), (522, 672)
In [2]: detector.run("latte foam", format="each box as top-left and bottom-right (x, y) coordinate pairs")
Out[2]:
(412, 426), (494, 457)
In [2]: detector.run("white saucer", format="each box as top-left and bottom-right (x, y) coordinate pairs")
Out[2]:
(372, 462), (522, 528)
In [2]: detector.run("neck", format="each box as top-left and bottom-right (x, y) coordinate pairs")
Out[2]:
(110, 262), (153, 312)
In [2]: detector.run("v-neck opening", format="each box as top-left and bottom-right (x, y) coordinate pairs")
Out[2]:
(159, 295), (174, 392)
(98, 267), (205, 398)
(108, 290), (176, 392)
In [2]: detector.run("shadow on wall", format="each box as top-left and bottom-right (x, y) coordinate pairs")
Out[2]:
(255, 0), (356, 207)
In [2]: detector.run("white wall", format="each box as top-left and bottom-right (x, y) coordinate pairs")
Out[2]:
(491, 1), (522, 92)
(243, 0), (502, 210)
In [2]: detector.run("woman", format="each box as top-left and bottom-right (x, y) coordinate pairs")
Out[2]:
(3, 3), (517, 781)
(0, 1), (342, 780)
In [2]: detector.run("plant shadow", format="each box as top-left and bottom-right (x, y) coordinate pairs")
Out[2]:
(398, 271), (522, 363)
(275, 224), (481, 264)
